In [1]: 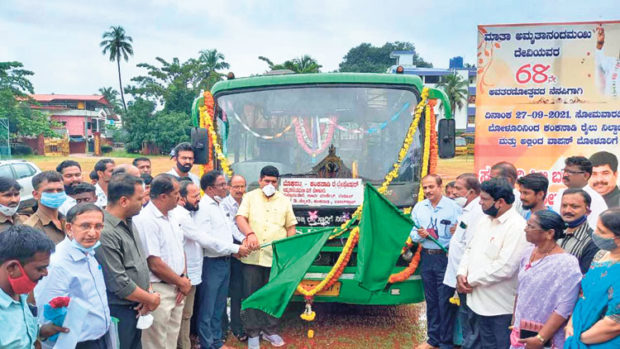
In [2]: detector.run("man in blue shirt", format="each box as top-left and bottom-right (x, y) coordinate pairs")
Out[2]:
(410, 174), (462, 349)
(35, 203), (110, 348)
(0, 225), (68, 348)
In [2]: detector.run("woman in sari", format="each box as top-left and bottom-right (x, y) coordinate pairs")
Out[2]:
(565, 207), (620, 348)
(510, 210), (582, 349)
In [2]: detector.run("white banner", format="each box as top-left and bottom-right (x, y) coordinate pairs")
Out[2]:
(281, 178), (363, 206)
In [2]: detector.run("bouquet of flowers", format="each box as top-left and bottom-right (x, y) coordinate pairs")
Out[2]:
(43, 296), (70, 341)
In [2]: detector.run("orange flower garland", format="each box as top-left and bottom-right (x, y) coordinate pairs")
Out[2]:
(388, 244), (422, 284)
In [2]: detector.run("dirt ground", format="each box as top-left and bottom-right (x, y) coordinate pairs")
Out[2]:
(30, 154), (474, 348)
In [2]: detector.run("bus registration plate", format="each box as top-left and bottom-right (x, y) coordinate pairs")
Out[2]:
(296, 281), (341, 297)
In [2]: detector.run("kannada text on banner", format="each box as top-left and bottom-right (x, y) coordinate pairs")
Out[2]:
(474, 20), (620, 207)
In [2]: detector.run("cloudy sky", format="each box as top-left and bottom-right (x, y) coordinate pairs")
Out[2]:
(1, 0), (617, 95)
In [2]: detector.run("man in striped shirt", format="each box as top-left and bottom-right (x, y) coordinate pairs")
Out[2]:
(558, 188), (600, 274)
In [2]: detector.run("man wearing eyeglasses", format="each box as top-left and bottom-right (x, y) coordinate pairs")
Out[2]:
(220, 174), (249, 342)
(552, 156), (607, 228)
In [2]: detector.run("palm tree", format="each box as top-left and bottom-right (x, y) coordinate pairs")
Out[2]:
(258, 55), (322, 73)
(100, 26), (133, 112)
(194, 49), (230, 90)
(436, 73), (468, 116)
(98, 87), (121, 113)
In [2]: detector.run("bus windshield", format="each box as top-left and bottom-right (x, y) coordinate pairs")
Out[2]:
(215, 84), (423, 201)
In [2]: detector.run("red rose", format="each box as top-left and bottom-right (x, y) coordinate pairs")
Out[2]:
(49, 296), (71, 308)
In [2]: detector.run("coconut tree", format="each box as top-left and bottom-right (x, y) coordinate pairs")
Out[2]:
(193, 49), (230, 91)
(100, 26), (133, 112)
(436, 73), (468, 115)
(258, 55), (322, 73)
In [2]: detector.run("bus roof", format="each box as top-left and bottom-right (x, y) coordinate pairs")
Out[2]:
(211, 72), (424, 95)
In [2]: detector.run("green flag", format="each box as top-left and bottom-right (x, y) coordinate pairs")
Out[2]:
(241, 227), (332, 318)
(354, 183), (414, 291)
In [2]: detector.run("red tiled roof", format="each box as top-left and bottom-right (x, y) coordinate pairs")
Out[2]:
(30, 94), (110, 105)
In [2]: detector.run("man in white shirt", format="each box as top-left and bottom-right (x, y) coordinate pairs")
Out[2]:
(134, 174), (191, 349)
(442, 173), (483, 349)
(552, 156), (608, 228)
(35, 203), (110, 348)
(220, 174), (248, 341)
(166, 142), (200, 187)
(457, 178), (529, 349)
(93, 159), (115, 208)
(56, 160), (83, 215)
(196, 171), (249, 349)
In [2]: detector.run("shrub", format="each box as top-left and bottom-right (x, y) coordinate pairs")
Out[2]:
(11, 144), (33, 155)
(101, 145), (113, 153)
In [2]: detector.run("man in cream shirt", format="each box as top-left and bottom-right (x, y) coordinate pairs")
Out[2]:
(457, 178), (529, 349)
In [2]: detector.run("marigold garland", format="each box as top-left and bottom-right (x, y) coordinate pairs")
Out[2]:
(296, 226), (359, 297)
(200, 91), (233, 177)
(388, 244), (422, 283)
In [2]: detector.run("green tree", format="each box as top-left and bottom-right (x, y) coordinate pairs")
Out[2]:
(0, 61), (34, 95)
(258, 55), (322, 73)
(100, 26), (133, 112)
(192, 49), (230, 91)
(339, 42), (432, 73)
(98, 86), (122, 114)
(0, 62), (59, 138)
(122, 98), (190, 153)
(436, 74), (468, 115)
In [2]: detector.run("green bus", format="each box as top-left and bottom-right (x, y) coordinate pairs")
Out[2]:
(193, 72), (453, 305)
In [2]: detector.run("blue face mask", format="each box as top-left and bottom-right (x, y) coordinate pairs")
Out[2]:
(40, 191), (67, 209)
(71, 238), (101, 254)
(592, 232), (618, 251)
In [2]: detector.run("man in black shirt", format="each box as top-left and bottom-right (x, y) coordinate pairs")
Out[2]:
(558, 189), (599, 274)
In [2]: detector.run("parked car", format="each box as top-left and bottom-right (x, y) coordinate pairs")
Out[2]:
(0, 160), (42, 210)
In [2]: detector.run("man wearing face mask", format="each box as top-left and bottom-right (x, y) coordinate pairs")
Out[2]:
(0, 177), (26, 232)
(167, 142), (200, 187)
(0, 225), (69, 348)
(410, 174), (462, 349)
(456, 178), (529, 349)
(195, 171), (250, 349)
(236, 166), (297, 349)
(56, 160), (83, 216)
(25, 171), (67, 245)
(442, 173), (483, 349)
(34, 203), (111, 348)
(558, 189), (600, 274)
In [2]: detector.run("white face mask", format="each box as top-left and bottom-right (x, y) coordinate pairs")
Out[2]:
(0, 202), (19, 217)
(262, 184), (276, 197)
(454, 196), (468, 208)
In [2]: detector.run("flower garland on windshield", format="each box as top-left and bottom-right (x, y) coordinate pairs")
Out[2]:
(294, 117), (336, 157)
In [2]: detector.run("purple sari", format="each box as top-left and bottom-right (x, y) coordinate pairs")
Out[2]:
(510, 246), (582, 349)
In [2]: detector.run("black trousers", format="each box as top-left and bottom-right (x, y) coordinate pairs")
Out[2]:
(229, 257), (245, 336)
(240, 264), (279, 338)
(76, 335), (107, 349)
(476, 312), (511, 349)
(109, 304), (141, 349)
